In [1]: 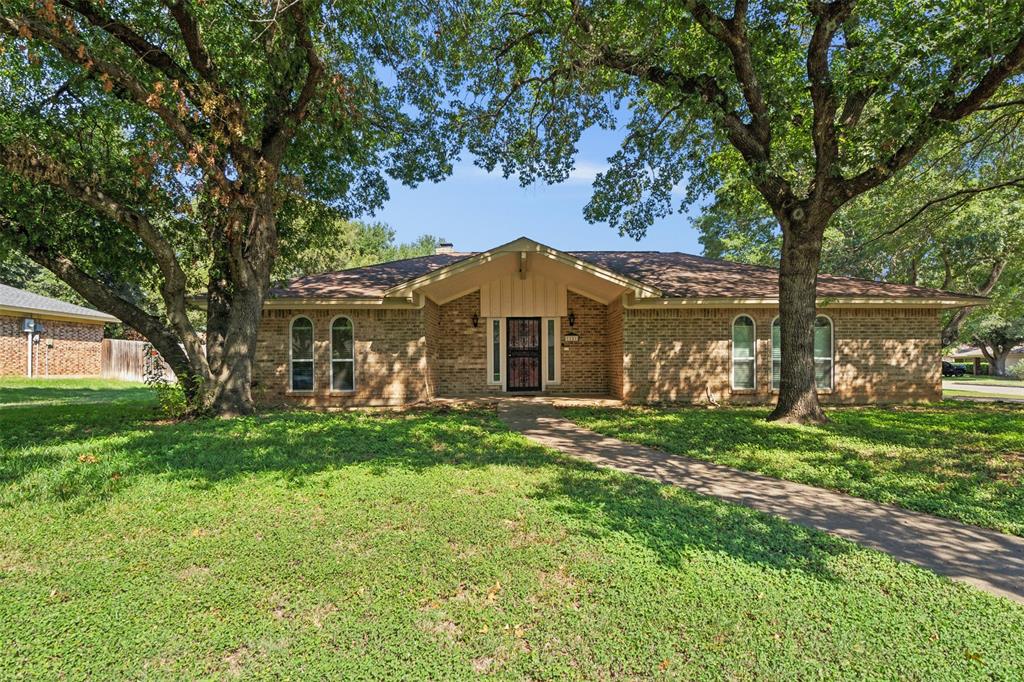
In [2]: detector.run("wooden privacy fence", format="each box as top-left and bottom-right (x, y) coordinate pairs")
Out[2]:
(100, 338), (174, 382)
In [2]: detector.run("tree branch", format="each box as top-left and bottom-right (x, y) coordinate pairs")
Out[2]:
(0, 140), (210, 375)
(842, 30), (1024, 200)
(164, 0), (218, 83)
(1, 215), (196, 382)
(869, 175), (1024, 241)
(58, 0), (201, 102)
(806, 0), (857, 202)
(259, 1), (324, 166)
(693, 0), (771, 148)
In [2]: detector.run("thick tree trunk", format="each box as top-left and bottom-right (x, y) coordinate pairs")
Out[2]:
(768, 219), (827, 424)
(199, 205), (277, 417)
(992, 351), (1010, 377)
(202, 284), (263, 416)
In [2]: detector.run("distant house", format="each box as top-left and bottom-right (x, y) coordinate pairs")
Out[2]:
(250, 237), (983, 406)
(945, 345), (1024, 375)
(0, 283), (117, 377)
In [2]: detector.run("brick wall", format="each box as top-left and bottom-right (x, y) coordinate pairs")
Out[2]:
(828, 308), (942, 403)
(607, 298), (624, 399)
(423, 298), (441, 398)
(621, 306), (942, 404)
(436, 291), (494, 396)
(558, 291), (609, 394)
(0, 314), (104, 377)
(250, 299), (942, 407)
(253, 307), (432, 406)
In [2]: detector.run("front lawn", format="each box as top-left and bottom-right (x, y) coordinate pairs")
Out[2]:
(2, 380), (1023, 678)
(565, 403), (1024, 536)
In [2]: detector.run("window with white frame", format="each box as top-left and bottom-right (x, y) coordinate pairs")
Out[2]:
(543, 317), (560, 385)
(771, 317), (782, 390)
(491, 318), (501, 384)
(331, 316), (355, 391)
(731, 315), (756, 389)
(814, 315), (833, 390)
(771, 315), (834, 390)
(290, 316), (314, 391)
(547, 318), (555, 382)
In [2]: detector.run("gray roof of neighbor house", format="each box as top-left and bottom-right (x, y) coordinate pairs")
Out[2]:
(0, 283), (118, 323)
(267, 248), (988, 304)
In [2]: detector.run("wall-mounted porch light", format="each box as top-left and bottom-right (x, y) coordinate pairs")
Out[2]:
(471, 313), (479, 328)
(567, 310), (576, 328)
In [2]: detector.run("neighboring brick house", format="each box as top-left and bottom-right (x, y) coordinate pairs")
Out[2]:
(253, 237), (985, 406)
(0, 283), (117, 377)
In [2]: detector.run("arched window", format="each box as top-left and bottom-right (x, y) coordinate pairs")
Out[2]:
(290, 317), (314, 391)
(731, 315), (756, 389)
(331, 316), (355, 391)
(771, 315), (833, 390)
(814, 315), (833, 390)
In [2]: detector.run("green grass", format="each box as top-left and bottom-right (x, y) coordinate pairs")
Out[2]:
(945, 374), (1024, 388)
(2, 380), (1023, 679)
(565, 403), (1024, 536)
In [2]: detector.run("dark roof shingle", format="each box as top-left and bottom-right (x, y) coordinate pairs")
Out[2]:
(0, 283), (118, 322)
(266, 250), (984, 302)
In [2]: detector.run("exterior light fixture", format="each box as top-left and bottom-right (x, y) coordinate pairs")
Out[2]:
(471, 313), (479, 328)
(567, 310), (576, 328)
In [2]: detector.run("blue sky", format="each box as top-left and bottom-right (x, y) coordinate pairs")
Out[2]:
(374, 124), (704, 254)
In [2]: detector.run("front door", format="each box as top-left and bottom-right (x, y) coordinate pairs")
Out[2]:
(507, 317), (541, 392)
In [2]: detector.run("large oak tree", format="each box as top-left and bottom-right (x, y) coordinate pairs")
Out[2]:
(698, 110), (1024, 346)
(0, 0), (459, 415)
(461, 0), (1024, 422)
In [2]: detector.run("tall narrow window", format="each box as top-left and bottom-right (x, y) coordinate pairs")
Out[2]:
(331, 316), (355, 391)
(814, 316), (833, 390)
(547, 318), (555, 382)
(732, 315), (756, 389)
(290, 317), (314, 391)
(492, 318), (501, 383)
(771, 317), (781, 390)
(771, 316), (834, 390)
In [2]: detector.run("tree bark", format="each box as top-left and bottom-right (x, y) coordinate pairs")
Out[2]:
(203, 286), (261, 416)
(768, 215), (828, 424)
(990, 348), (1010, 376)
(199, 205), (277, 417)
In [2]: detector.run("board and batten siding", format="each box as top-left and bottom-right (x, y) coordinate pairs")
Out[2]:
(478, 272), (567, 318)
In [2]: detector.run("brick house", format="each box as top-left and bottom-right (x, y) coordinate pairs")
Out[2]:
(253, 237), (984, 406)
(0, 283), (117, 377)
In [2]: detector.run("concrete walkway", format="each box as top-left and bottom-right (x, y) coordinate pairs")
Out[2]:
(944, 380), (1024, 397)
(499, 400), (1024, 604)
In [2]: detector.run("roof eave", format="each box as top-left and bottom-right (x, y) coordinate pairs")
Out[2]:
(625, 295), (988, 309)
(0, 303), (118, 324)
(383, 236), (663, 299)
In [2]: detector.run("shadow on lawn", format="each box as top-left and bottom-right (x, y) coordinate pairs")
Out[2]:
(567, 403), (1024, 459)
(564, 403), (1024, 536)
(0, 382), (152, 407)
(0, 405), (853, 582)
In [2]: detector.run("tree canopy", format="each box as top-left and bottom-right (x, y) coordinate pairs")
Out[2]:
(459, 0), (1024, 421)
(697, 110), (1024, 346)
(0, 0), (461, 414)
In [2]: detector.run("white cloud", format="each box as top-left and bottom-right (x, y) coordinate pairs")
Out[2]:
(566, 161), (609, 184)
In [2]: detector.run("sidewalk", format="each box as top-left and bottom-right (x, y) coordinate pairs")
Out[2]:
(499, 400), (1024, 604)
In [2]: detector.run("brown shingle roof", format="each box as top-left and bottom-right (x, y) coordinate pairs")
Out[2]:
(569, 251), (982, 300)
(267, 250), (985, 302)
(268, 253), (473, 298)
